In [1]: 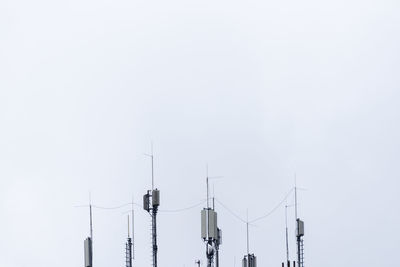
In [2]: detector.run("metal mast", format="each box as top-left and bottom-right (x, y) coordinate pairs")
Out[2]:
(90, 204), (93, 242)
(126, 215), (133, 267)
(143, 149), (160, 267)
(201, 166), (221, 267)
(246, 210), (249, 256)
(84, 195), (93, 267)
(132, 196), (135, 261)
(295, 176), (305, 267)
(242, 211), (256, 267)
(285, 205), (289, 263)
(213, 187), (221, 267)
(295, 176), (299, 267)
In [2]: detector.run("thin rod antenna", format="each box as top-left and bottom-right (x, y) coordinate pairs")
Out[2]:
(89, 193), (93, 241)
(144, 144), (154, 191)
(205, 165), (222, 210)
(206, 164), (209, 209)
(127, 215), (130, 238)
(295, 173), (298, 220)
(285, 204), (289, 262)
(246, 209), (249, 255)
(212, 184), (215, 210)
(132, 195), (135, 259)
(89, 192), (93, 267)
(151, 143), (154, 191)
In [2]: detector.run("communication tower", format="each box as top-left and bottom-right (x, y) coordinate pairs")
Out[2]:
(143, 149), (160, 267)
(296, 219), (305, 267)
(200, 167), (222, 267)
(282, 205), (297, 267)
(242, 212), (257, 267)
(295, 181), (305, 267)
(125, 215), (133, 267)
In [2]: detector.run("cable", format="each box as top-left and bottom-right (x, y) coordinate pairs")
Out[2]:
(74, 202), (141, 210)
(74, 187), (294, 223)
(249, 188), (294, 223)
(92, 203), (141, 210)
(159, 200), (206, 213)
(215, 198), (247, 224)
(215, 188), (294, 225)
(75, 200), (206, 213)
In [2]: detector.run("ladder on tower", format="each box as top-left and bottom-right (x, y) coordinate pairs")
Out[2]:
(299, 239), (304, 267)
(126, 238), (132, 267)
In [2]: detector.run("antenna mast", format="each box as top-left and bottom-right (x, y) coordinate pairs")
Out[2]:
(294, 174), (305, 267)
(246, 210), (249, 255)
(84, 194), (93, 267)
(242, 210), (256, 267)
(285, 205), (289, 263)
(89, 194), (93, 241)
(126, 214), (133, 267)
(151, 143), (154, 191)
(294, 174), (298, 221)
(201, 165), (222, 267)
(128, 215), (130, 238)
(143, 147), (160, 267)
(206, 164), (209, 209)
(132, 196), (135, 260)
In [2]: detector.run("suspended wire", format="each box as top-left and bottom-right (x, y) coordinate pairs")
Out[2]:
(249, 188), (294, 223)
(74, 200), (206, 213)
(92, 203), (141, 210)
(215, 198), (247, 224)
(74, 202), (140, 210)
(74, 187), (295, 223)
(159, 199), (206, 213)
(215, 188), (294, 225)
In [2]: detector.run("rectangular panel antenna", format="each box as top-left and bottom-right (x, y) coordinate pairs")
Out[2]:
(84, 237), (92, 267)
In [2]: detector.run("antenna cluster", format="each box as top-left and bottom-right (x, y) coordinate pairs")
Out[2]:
(242, 211), (257, 267)
(200, 166), (223, 267)
(142, 149), (160, 267)
(80, 156), (306, 267)
(282, 177), (306, 267)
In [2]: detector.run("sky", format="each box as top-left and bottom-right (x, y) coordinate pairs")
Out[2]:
(1, 0), (400, 266)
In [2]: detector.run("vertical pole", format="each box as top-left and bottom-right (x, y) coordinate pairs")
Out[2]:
(128, 215), (130, 237)
(152, 204), (158, 267)
(297, 238), (300, 267)
(285, 205), (289, 263)
(206, 242), (212, 267)
(216, 247), (219, 267)
(89, 200), (93, 267)
(294, 175), (300, 267)
(294, 174), (298, 220)
(146, 146), (157, 267)
(212, 184), (215, 210)
(206, 165), (209, 210)
(206, 166), (210, 267)
(246, 210), (249, 256)
(132, 196), (135, 260)
(151, 143), (154, 191)
(89, 204), (93, 241)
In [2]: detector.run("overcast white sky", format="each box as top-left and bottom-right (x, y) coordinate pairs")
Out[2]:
(1, 0), (399, 266)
